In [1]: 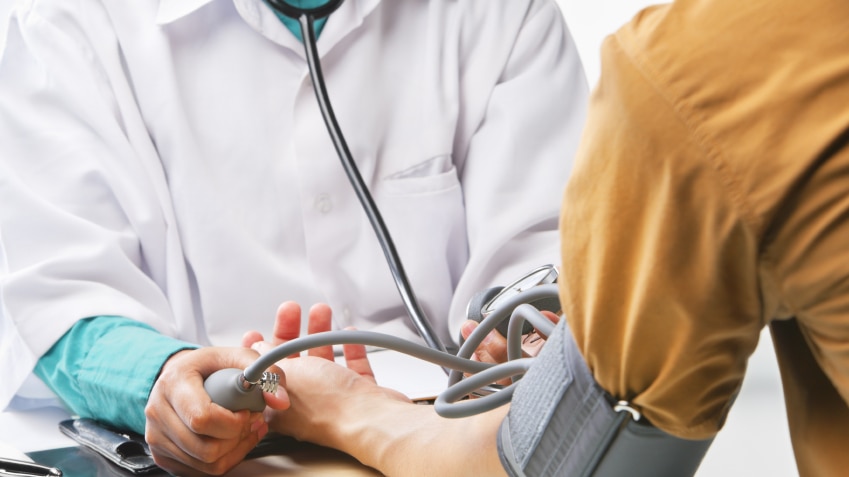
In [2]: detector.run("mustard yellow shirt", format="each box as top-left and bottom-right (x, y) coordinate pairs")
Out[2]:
(559, 0), (849, 474)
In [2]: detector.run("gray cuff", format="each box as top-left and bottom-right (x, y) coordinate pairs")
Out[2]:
(496, 320), (713, 477)
(497, 320), (622, 476)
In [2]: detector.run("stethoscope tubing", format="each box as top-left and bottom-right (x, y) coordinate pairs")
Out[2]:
(209, 1), (563, 420)
(243, 329), (491, 383)
(241, 284), (562, 418)
(267, 3), (447, 355)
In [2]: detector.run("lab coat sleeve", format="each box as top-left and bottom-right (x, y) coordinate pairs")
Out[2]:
(448, 0), (589, 338)
(0, 3), (194, 408)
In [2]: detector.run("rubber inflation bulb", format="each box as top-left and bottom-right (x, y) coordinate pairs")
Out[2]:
(204, 368), (266, 412)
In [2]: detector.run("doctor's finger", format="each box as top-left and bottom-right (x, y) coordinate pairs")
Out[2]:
(541, 310), (561, 325)
(307, 303), (335, 360)
(145, 389), (263, 472)
(151, 394), (263, 459)
(518, 311), (560, 357)
(153, 348), (266, 439)
(159, 385), (257, 441)
(147, 417), (264, 476)
(460, 320), (508, 364)
(145, 348), (277, 472)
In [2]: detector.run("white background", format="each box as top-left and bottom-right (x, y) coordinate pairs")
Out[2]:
(1, 1), (797, 475)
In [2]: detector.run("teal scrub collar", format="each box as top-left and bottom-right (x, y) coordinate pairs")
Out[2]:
(268, 0), (332, 41)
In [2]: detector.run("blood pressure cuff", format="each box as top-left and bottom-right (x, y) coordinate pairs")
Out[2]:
(497, 320), (714, 477)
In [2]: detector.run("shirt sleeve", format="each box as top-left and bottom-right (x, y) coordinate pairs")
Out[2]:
(557, 0), (849, 472)
(34, 316), (198, 434)
(557, 32), (763, 440)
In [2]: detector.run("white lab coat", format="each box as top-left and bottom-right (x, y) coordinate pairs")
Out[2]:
(0, 0), (587, 408)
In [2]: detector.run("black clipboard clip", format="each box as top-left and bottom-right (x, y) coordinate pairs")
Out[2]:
(56, 418), (296, 475)
(58, 419), (158, 475)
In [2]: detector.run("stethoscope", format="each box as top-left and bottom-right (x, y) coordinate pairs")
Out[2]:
(204, 0), (562, 419)
(268, 0), (445, 354)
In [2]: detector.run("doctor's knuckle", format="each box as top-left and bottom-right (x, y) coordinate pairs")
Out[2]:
(144, 403), (161, 422)
(145, 431), (164, 449)
(195, 441), (227, 464)
(185, 408), (214, 432)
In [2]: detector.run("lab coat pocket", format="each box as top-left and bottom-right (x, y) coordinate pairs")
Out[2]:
(380, 155), (460, 196)
(370, 155), (467, 322)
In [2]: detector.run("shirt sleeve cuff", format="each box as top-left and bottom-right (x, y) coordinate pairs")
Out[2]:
(35, 316), (198, 434)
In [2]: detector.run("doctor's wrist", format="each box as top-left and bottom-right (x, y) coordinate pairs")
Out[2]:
(153, 348), (198, 386)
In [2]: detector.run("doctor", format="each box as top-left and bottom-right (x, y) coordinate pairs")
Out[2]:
(0, 0), (588, 474)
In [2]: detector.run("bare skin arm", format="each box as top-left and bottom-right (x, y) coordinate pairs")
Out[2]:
(243, 302), (509, 477)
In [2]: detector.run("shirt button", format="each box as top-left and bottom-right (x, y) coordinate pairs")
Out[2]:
(314, 194), (333, 213)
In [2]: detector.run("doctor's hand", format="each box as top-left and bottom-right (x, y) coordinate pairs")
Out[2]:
(459, 312), (558, 387)
(460, 310), (560, 364)
(144, 347), (289, 476)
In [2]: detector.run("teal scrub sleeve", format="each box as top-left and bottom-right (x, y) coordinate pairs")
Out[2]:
(268, 0), (330, 41)
(34, 316), (198, 435)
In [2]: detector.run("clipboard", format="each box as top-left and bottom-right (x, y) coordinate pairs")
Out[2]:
(28, 419), (380, 476)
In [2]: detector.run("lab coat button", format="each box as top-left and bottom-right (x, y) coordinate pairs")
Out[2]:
(314, 194), (333, 213)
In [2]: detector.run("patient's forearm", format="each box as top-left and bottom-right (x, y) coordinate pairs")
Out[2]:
(341, 400), (509, 477)
(268, 356), (509, 476)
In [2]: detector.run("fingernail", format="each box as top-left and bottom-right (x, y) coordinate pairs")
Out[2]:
(461, 321), (476, 337)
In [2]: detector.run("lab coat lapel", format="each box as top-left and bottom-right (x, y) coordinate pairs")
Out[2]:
(155, 0), (217, 24)
(231, 0), (381, 59)
(316, 0), (380, 56)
